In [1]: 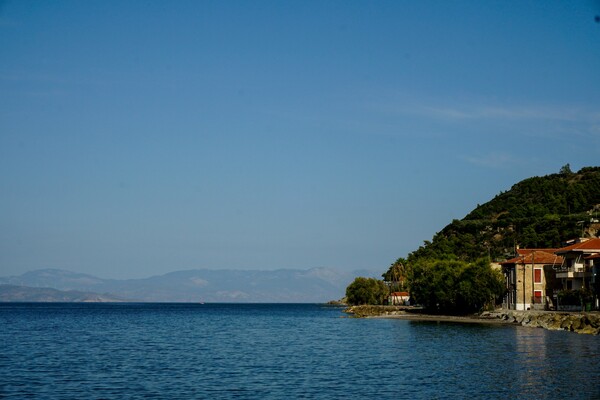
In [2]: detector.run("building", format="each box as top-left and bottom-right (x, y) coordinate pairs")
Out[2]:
(589, 254), (600, 309)
(555, 238), (600, 309)
(388, 291), (410, 305)
(501, 249), (562, 311)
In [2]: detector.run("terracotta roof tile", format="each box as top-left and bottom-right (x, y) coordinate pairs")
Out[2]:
(517, 248), (558, 256)
(501, 250), (563, 265)
(556, 238), (600, 254)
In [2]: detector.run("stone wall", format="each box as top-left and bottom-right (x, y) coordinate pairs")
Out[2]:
(483, 310), (600, 335)
(344, 306), (600, 335)
(344, 305), (408, 317)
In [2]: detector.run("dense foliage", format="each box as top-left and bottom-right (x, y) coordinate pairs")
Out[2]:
(409, 259), (505, 314)
(376, 166), (600, 315)
(382, 164), (600, 314)
(557, 288), (594, 306)
(345, 277), (389, 305)
(407, 166), (600, 263)
(381, 258), (408, 291)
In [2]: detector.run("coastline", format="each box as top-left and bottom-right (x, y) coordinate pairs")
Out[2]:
(343, 305), (600, 334)
(344, 306), (506, 324)
(374, 312), (509, 324)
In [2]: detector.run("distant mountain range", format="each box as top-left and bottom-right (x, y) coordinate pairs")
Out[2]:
(0, 284), (126, 302)
(0, 267), (380, 303)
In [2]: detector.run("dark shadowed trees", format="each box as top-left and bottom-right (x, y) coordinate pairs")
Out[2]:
(409, 259), (505, 314)
(345, 277), (389, 305)
(382, 258), (408, 292)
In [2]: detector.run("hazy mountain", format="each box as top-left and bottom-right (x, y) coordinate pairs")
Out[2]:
(0, 269), (108, 290)
(0, 284), (126, 302)
(0, 267), (380, 303)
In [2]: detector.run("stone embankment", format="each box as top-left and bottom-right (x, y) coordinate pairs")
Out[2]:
(344, 305), (413, 318)
(344, 305), (600, 335)
(482, 310), (600, 335)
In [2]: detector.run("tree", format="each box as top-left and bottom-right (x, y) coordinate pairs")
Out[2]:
(345, 277), (389, 305)
(403, 167), (600, 264)
(559, 163), (573, 175)
(382, 258), (408, 291)
(409, 259), (505, 314)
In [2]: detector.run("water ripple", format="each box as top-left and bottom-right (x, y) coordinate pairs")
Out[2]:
(1, 303), (599, 399)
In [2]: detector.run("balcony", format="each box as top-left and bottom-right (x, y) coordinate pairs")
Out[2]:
(555, 265), (592, 279)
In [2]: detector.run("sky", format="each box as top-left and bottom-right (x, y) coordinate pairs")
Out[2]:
(1, 1), (600, 279)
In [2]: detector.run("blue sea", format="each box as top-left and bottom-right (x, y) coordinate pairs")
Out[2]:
(1, 303), (599, 399)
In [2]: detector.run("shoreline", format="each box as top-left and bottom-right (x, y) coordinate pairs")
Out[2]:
(343, 305), (600, 334)
(373, 312), (509, 324)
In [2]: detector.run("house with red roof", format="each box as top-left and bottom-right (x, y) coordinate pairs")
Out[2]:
(500, 249), (563, 311)
(554, 238), (600, 310)
(588, 253), (600, 308)
(388, 291), (410, 305)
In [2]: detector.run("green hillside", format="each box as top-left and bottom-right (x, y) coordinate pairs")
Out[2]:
(405, 165), (600, 264)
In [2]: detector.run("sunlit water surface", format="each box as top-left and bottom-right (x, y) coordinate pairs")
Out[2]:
(1, 303), (599, 399)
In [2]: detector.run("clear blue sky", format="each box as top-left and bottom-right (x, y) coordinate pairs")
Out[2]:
(1, 1), (600, 279)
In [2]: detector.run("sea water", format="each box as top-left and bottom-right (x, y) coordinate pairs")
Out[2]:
(1, 303), (599, 399)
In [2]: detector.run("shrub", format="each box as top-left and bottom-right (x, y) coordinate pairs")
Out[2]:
(557, 289), (580, 306)
(558, 288), (593, 306)
(409, 258), (505, 314)
(345, 277), (389, 305)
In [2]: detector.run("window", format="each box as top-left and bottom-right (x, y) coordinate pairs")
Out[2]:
(534, 268), (542, 283)
(534, 290), (543, 303)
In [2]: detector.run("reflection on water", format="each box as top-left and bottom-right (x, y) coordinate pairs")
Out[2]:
(1, 304), (599, 399)
(508, 325), (600, 398)
(514, 328), (547, 389)
(388, 319), (600, 399)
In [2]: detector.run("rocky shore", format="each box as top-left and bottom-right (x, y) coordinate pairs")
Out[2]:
(481, 310), (600, 335)
(344, 305), (600, 335)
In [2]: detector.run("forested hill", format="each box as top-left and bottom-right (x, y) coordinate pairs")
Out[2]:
(406, 166), (600, 264)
